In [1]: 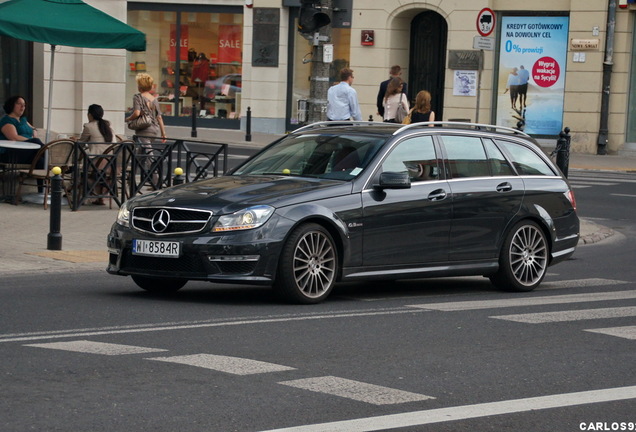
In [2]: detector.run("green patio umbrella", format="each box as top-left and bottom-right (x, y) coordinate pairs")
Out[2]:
(0, 0), (146, 142)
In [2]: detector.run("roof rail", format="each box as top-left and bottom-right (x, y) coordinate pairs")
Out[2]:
(393, 121), (531, 137)
(292, 120), (383, 134)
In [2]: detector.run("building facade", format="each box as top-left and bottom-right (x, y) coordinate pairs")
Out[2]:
(1, 0), (635, 154)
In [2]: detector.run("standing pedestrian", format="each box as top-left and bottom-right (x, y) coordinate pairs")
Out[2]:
(326, 68), (362, 121)
(376, 65), (408, 118)
(382, 77), (409, 123)
(407, 90), (435, 125)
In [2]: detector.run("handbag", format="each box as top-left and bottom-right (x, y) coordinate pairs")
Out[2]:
(395, 93), (408, 123)
(127, 94), (154, 131)
(402, 109), (413, 125)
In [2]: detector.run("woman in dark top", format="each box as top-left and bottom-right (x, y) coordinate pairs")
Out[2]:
(409, 90), (435, 125)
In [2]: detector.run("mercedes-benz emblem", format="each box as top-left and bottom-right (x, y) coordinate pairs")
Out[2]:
(151, 209), (171, 233)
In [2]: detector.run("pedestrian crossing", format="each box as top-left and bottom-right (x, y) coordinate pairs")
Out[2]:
(568, 171), (636, 189)
(21, 280), (636, 406)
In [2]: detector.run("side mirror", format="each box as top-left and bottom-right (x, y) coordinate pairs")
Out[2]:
(375, 172), (411, 190)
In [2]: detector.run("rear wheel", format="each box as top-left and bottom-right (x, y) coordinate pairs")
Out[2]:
(490, 220), (548, 292)
(132, 275), (187, 293)
(274, 223), (338, 304)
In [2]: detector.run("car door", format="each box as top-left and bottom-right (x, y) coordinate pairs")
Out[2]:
(441, 135), (525, 261)
(361, 134), (451, 266)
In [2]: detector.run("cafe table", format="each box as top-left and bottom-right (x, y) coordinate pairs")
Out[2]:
(0, 140), (42, 204)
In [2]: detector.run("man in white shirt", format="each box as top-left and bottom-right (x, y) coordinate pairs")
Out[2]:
(327, 68), (362, 121)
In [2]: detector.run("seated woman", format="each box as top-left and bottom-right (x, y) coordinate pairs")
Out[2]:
(73, 104), (115, 205)
(0, 95), (45, 164)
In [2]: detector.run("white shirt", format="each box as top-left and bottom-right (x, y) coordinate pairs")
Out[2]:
(327, 82), (362, 121)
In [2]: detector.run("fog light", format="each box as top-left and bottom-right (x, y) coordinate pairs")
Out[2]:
(208, 255), (259, 262)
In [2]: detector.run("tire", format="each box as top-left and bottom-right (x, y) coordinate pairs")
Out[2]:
(274, 223), (338, 304)
(131, 275), (187, 293)
(490, 220), (549, 292)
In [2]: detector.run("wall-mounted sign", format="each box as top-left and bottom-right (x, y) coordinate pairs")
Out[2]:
(473, 36), (495, 51)
(477, 8), (495, 37)
(570, 39), (599, 50)
(448, 50), (483, 70)
(361, 30), (374, 46)
(252, 8), (280, 67)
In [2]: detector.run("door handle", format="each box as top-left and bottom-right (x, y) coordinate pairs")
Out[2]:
(496, 182), (513, 192)
(428, 189), (447, 201)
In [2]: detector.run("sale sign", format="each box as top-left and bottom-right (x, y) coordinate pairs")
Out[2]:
(496, 16), (569, 135)
(218, 25), (242, 63)
(168, 24), (189, 62)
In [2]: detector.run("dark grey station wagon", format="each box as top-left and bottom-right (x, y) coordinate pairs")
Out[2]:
(107, 121), (579, 303)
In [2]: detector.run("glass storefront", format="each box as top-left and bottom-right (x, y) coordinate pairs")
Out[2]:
(288, 12), (350, 128)
(127, 4), (243, 128)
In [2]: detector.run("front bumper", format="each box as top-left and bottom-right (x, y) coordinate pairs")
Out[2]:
(106, 223), (285, 285)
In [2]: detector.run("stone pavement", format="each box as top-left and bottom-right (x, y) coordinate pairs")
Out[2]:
(0, 127), (633, 276)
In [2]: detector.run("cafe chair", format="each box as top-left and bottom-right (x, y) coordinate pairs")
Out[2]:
(15, 139), (76, 209)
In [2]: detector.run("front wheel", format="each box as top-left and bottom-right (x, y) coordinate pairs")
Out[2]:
(274, 223), (338, 304)
(490, 220), (549, 292)
(132, 275), (187, 293)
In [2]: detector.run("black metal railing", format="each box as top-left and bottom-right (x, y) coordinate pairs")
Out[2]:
(70, 137), (228, 210)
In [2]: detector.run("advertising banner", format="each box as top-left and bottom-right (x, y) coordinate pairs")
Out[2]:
(496, 16), (569, 135)
(168, 24), (189, 62)
(218, 25), (242, 63)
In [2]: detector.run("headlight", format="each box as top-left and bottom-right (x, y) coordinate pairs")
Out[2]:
(212, 205), (274, 232)
(116, 201), (130, 227)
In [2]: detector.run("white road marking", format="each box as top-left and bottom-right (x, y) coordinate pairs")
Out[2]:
(0, 308), (425, 343)
(570, 181), (618, 186)
(279, 376), (433, 405)
(147, 354), (295, 375)
(258, 385), (636, 432)
(408, 287), (634, 311)
(585, 325), (636, 340)
(611, 193), (636, 198)
(492, 306), (636, 324)
(24, 340), (167, 355)
(571, 185), (590, 189)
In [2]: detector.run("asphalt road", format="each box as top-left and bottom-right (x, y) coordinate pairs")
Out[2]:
(1, 170), (635, 432)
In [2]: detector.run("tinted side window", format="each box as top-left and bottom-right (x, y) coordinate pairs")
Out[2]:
(484, 139), (515, 176)
(381, 136), (439, 182)
(496, 140), (555, 176)
(442, 135), (489, 178)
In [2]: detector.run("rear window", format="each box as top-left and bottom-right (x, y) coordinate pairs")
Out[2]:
(496, 140), (556, 176)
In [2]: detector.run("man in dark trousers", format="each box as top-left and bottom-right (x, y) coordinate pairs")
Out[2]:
(376, 65), (408, 118)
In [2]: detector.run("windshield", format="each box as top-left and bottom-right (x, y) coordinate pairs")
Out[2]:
(233, 133), (386, 180)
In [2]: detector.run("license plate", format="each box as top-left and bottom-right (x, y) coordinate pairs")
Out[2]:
(132, 239), (180, 258)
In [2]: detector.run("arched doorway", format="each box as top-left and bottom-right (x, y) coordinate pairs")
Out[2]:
(409, 11), (447, 120)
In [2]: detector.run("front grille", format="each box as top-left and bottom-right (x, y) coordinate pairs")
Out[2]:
(216, 261), (258, 275)
(132, 206), (213, 235)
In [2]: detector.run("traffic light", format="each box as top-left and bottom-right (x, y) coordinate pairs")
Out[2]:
(298, 0), (331, 34)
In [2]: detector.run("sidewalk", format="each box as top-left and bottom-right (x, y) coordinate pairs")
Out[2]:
(0, 127), (632, 276)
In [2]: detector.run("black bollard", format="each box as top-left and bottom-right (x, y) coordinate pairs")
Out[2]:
(173, 167), (185, 185)
(245, 106), (252, 142)
(47, 167), (63, 250)
(368, 115), (373, 122)
(191, 103), (197, 138)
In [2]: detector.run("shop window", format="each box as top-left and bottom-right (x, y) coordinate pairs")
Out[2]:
(127, 8), (243, 125)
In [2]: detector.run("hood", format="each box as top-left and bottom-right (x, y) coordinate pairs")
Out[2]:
(128, 175), (352, 214)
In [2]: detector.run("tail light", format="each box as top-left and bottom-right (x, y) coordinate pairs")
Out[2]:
(565, 189), (577, 211)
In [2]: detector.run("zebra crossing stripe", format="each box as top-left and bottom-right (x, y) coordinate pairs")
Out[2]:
(24, 340), (167, 355)
(258, 386), (636, 432)
(408, 287), (633, 311)
(146, 354), (296, 375)
(492, 306), (636, 324)
(585, 325), (636, 340)
(279, 376), (434, 405)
